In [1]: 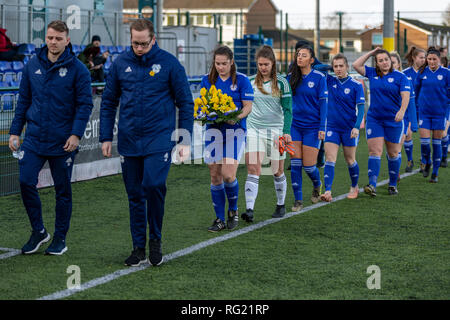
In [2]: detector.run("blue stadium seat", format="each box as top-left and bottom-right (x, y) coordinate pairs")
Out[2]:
(3, 73), (16, 83)
(72, 44), (81, 55)
(16, 71), (22, 82)
(100, 45), (107, 53)
(0, 93), (15, 111)
(0, 61), (12, 73)
(9, 80), (20, 87)
(104, 58), (112, 70)
(107, 45), (117, 54)
(12, 61), (24, 72)
(116, 45), (125, 53)
(111, 53), (120, 62)
(22, 43), (36, 55)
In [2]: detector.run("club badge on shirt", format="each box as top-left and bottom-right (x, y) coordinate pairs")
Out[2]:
(437, 75), (443, 80)
(308, 81), (314, 88)
(59, 68), (68, 77)
(150, 64), (161, 77)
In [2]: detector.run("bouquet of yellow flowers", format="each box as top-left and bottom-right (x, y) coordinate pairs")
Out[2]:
(193, 85), (241, 125)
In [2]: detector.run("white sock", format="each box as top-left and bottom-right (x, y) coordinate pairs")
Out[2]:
(245, 174), (259, 210)
(274, 173), (287, 205)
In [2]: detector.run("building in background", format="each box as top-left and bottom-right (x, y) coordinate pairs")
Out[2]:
(360, 18), (450, 56)
(123, 0), (278, 48)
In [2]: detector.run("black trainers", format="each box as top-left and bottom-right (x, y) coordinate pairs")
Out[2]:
(421, 163), (431, 177)
(405, 160), (414, 172)
(429, 174), (438, 183)
(149, 239), (163, 266)
(22, 229), (51, 254)
(45, 236), (68, 255)
(208, 218), (226, 232)
(364, 184), (377, 197)
(241, 209), (254, 222)
(388, 186), (398, 195)
(227, 210), (239, 230)
(441, 157), (448, 168)
(124, 247), (147, 266)
(272, 204), (286, 218)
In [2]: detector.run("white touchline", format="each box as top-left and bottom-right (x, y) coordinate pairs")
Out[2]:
(0, 248), (21, 260)
(38, 169), (419, 300)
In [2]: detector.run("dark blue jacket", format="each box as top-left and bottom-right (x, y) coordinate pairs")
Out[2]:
(9, 45), (93, 156)
(99, 42), (194, 156)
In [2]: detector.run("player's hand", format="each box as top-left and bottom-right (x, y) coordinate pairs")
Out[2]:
(350, 128), (359, 139)
(9, 135), (20, 152)
(282, 133), (292, 143)
(102, 141), (112, 158)
(174, 144), (190, 164)
(395, 110), (405, 122)
(63, 135), (80, 152)
(318, 131), (325, 140)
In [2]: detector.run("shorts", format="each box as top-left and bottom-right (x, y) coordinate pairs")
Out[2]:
(204, 127), (246, 164)
(403, 120), (410, 135)
(291, 125), (321, 149)
(324, 127), (359, 147)
(245, 127), (285, 160)
(365, 116), (404, 144)
(419, 115), (446, 131)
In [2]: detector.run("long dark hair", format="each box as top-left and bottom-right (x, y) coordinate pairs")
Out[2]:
(208, 45), (237, 86)
(419, 46), (441, 74)
(255, 45), (279, 96)
(373, 48), (393, 77)
(289, 45), (315, 95)
(404, 46), (425, 67)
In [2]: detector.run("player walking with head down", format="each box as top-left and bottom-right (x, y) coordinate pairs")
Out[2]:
(403, 47), (426, 172)
(320, 54), (365, 202)
(242, 45), (292, 222)
(415, 47), (450, 182)
(201, 45), (254, 232)
(288, 45), (328, 212)
(353, 47), (410, 196)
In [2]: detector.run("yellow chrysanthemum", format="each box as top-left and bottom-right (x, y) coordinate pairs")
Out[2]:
(209, 85), (217, 95)
(201, 96), (208, 105)
(200, 87), (207, 97)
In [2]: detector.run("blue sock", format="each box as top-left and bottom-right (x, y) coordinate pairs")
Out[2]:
(442, 134), (449, 159)
(224, 179), (239, 212)
(388, 154), (401, 186)
(348, 161), (359, 188)
(211, 183), (226, 222)
(324, 161), (335, 191)
(404, 140), (414, 162)
(290, 158), (303, 201)
(432, 139), (442, 176)
(304, 165), (321, 188)
(368, 156), (381, 188)
(420, 138), (431, 165)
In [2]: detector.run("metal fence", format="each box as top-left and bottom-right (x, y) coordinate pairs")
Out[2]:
(0, 2), (124, 47)
(0, 79), (202, 197)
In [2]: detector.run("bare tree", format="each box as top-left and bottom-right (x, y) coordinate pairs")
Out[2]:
(323, 12), (352, 29)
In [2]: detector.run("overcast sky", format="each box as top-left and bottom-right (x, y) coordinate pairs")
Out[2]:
(272, 0), (449, 29)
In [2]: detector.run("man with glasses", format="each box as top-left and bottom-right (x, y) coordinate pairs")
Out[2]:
(8, 20), (93, 255)
(100, 19), (193, 267)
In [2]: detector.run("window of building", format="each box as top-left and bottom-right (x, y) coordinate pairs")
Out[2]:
(167, 15), (175, 26)
(324, 40), (335, 48)
(345, 40), (354, 48)
(226, 14), (233, 25)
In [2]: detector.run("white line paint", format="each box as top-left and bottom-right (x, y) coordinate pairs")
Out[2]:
(38, 169), (419, 300)
(0, 247), (21, 260)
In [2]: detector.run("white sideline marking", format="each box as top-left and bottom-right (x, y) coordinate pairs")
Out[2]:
(0, 247), (21, 260)
(38, 169), (419, 300)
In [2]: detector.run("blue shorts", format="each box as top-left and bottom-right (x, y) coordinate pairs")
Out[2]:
(291, 125), (321, 149)
(325, 127), (359, 147)
(365, 116), (404, 144)
(403, 120), (410, 135)
(204, 127), (246, 163)
(419, 114), (446, 131)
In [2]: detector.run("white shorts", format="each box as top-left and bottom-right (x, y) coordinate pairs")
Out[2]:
(245, 127), (285, 160)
